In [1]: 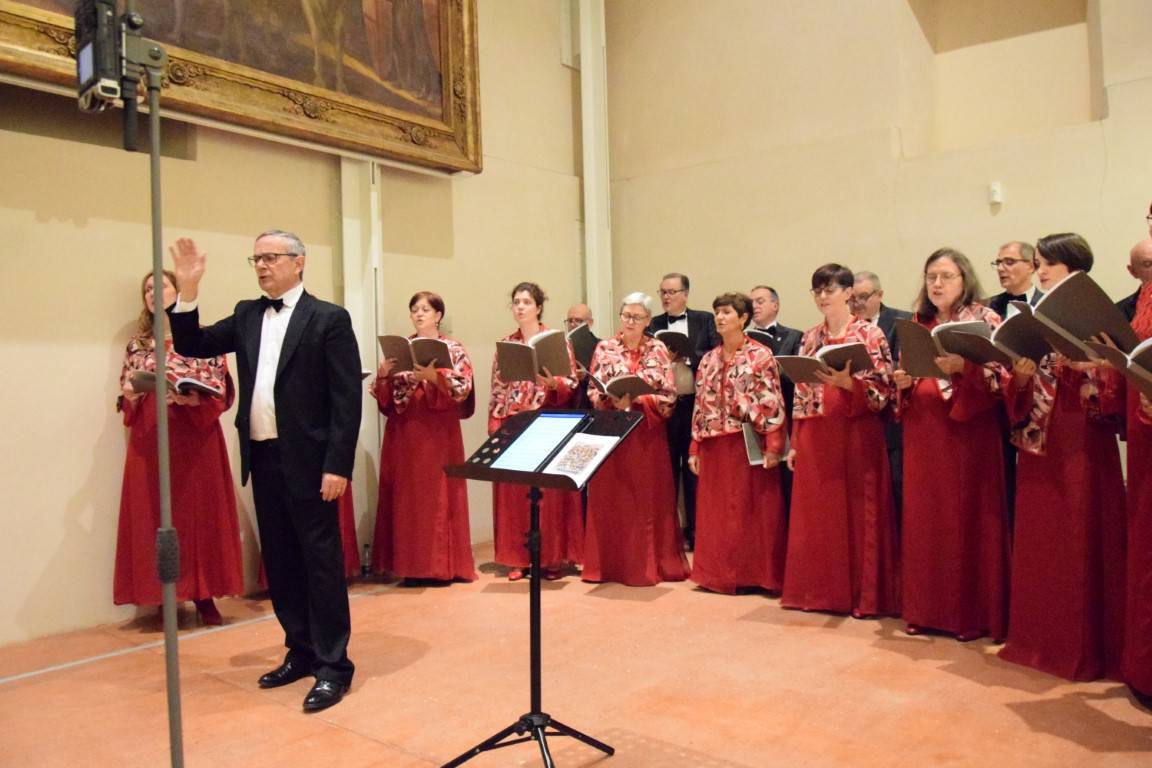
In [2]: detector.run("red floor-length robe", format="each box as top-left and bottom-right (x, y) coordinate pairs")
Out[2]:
(898, 308), (1009, 640)
(371, 335), (476, 581)
(583, 335), (689, 586)
(688, 337), (787, 594)
(782, 317), (899, 616)
(114, 337), (244, 605)
(489, 327), (583, 569)
(999, 360), (1127, 681)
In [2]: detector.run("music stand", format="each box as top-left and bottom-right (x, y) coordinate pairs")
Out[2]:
(441, 409), (643, 768)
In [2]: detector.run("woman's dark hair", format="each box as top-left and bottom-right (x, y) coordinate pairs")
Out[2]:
(810, 263), (854, 291)
(912, 248), (984, 321)
(511, 281), (547, 320)
(1036, 233), (1094, 273)
(409, 290), (445, 317)
(137, 269), (179, 338)
(712, 292), (752, 329)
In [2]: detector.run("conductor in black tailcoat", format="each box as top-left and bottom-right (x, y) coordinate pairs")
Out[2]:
(168, 231), (361, 712)
(649, 272), (720, 550)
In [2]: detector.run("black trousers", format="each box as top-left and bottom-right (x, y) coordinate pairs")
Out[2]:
(250, 440), (354, 685)
(667, 395), (698, 542)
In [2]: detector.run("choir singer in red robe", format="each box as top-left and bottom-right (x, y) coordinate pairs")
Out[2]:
(892, 248), (1008, 642)
(999, 233), (1127, 681)
(371, 291), (477, 584)
(115, 270), (244, 625)
(489, 282), (582, 581)
(582, 292), (690, 586)
(686, 292), (787, 594)
(781, 264), (898, 618)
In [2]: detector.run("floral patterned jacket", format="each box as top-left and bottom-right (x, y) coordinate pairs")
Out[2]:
(587, 334), (676, 426)
(372, 335), (473, 417)
(1006, 356), (1123, 456)
(488, 325), (578, 432)
(690, 337), (786, 455)
(894, 303), (1005, 417)
(792, 316), (894, 421)
(117, 335), (233, 426)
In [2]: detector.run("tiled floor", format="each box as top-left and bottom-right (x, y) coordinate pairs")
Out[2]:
(2, 543), (1150, 767)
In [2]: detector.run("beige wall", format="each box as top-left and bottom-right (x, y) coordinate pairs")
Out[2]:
(0, 0), (583, 644)
(606, 0), (1152, 335)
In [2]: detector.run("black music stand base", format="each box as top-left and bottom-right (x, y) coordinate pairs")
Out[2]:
(442, 711), (614, 768)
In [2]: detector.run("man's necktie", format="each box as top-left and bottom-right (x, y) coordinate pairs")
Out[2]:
(261, 296), (285, 313)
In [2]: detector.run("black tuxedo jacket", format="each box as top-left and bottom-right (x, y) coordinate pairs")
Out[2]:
(169, 290), (362, 499)
(1118, 290), (1140, 322)
(757, 324), (802, 357)
(649, 307), (720, 372)
(875, 304), (912, 359)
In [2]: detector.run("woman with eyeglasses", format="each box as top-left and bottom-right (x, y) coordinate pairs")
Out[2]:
(998, 233), (1127, 681)
(891, 248), (1008, 642)
(115, 270), (243, 626)
(370, 291), (476, 585)
(581, 292), (689, 586)
(685, 292), (788, 593)
(489, 282), (582, 581)
(781, 263), (898, 618)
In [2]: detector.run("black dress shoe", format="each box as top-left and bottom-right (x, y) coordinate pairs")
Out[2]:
(303, 679), (348, 712)
(257, 659), (312, 689)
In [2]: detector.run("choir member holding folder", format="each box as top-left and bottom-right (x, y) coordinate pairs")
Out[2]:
(371, 291), (476, 584)
(686, 293), (788, 594)
(998, 233), (1127, 681)
(489, 282), (582, 581)
(891, 249), (1008, 642)
(115, 270), (243, 626)
(781, 264), (898, 618)
(1122, 233), (1152, 709)
(582, 292), (690, 586)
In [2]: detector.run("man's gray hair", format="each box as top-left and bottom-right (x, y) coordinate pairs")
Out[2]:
(854, 270), (881, 290)
(1000, 241), (1035, 262)
(620, 291), (654, 316)
(257, 229), (306, 256)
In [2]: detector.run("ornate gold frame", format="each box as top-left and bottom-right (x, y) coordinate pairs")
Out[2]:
(0, 1), (481, 172)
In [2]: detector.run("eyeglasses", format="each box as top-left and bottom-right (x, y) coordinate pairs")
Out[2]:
(563, 317), (586, 327)
(247, 252), (297, 266)
(658, 288), (686, 297)
(810, 286), (843, 297)
(619, 312), (649, 323)
(849, 290), (876, 304)
(990, 258), (1032, 269)
(924, 272), (961, 284)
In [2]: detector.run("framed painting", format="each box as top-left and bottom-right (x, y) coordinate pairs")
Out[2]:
(0, 0), (481, 172)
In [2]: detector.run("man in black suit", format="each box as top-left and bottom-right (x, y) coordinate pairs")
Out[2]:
(649, 272), (720, 550)
(851, 270), (911, 520)
(749, 284), (801, 510)
(564, 303), (600, 410)
(1118, 239), (1152, 321)
(168, 231), (361, 712)
(748, 285), (802, 356)
(987, 241), (1043, 317)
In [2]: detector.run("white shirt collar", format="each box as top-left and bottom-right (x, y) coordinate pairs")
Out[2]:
(265, 282), (305, 308)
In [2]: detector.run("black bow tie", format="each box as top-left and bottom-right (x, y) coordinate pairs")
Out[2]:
(260, 296), (285, 313)
(1007, 293), (1027, 303)
(666, 314), (687, 322)
(756, 326), (776, 336)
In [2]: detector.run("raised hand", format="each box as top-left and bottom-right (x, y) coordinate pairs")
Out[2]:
(168, 237), (206, 301)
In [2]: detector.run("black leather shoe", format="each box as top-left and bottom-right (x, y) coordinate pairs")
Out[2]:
(257, 659), (311, 689)
(303, 679), (348, 712)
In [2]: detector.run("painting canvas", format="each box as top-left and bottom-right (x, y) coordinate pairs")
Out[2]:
(0, 0), (481, 171)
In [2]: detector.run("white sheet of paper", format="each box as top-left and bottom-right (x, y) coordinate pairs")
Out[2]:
(541, 433), (621, 488)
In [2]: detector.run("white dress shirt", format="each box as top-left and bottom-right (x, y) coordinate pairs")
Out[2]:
(174, 282), (305, 440)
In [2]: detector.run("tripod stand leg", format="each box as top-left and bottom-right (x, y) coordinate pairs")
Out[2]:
(547, 717), (616, 756)
(440, 721), (523, 768)
(533, 725), (556, 768)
